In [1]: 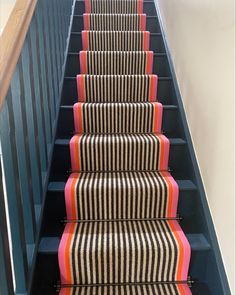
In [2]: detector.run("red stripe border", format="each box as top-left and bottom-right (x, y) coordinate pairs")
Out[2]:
(83, 13), (90, 30)
(79, 51), (87, 74)
(76, 74), (86, 102)
(70, 134), (81, 171)
(140, 14), (146, 31)
(82, 31), (89, 50)
(146, 51), (153, 74)
(153, 102), (163, 133)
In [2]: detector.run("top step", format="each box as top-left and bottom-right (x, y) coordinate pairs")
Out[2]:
(84, 0), (144, 14)
(75, 0), (157, 16)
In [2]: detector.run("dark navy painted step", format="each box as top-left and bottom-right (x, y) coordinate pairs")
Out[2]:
(42, 179), (198, 236)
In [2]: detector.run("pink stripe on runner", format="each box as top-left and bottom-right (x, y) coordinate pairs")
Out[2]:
(82, 31), (89, 50)
(79, 51), (87, 74)
(172, 221), (191, 280)
(138, 0), (143, 13)
(159, 134), (170, 170)
(76, 75), (86, 101)
(140, 14), (146, 31)
(146, 51), (153, 74)
(83, 14), (90, 30)
(65, 176), (73, 219)
(64, 174), (79, 219)
(73, 103), (84, 133)
(157, 103), (163, 132)
(160, 171), (179, 217)
(69, 135), (80, 171)
(167, 173), (179, 217)
(143, 31), (150, 51)
(58, 224), (71, 284)
(149, 75), (158, 102)
(84, 0), (91, 13)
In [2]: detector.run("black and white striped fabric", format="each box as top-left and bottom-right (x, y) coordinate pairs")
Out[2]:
(84, 0), (143, 14)
(73, 102), (162, 133)
(70, 133), (169, 171)
(65, 172), (178, 220)
(80, 51), (153, 74)
(77, 75), (157, 102)
(59, 0), (192, 292)
(59, 285), (191, 295)
(60, 220), (189, 284)
(82, 31), (150, 51)
(83, 14), (146, 31)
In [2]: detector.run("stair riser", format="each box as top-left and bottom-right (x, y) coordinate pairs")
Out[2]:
(62, 78), (174, 105)
(33, 254), (59, 295)
(57, 107), (180, 138)
(75, 1), (157, 16)
(72, 15), (161, 33)
(66, 53), (170, 77)
(50, 143), (190, 180)
(42, 189), (198, 236)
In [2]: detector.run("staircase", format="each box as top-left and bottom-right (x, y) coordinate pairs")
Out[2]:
(31, 1), (229, 295)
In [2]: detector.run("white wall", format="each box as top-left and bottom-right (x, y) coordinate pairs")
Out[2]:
(0, 0), (16, 33)
(156, 0), (235, 292)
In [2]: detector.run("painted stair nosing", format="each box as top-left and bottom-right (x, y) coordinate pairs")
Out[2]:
(68, 52), (167, 57)
(55, 137), (186, 146)
(60, 104), (177, 110)
(48, 179), (197, 193)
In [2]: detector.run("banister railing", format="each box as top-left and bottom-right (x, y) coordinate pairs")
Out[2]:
(0, 0), (74, 294)
(0, 0), (37, 106)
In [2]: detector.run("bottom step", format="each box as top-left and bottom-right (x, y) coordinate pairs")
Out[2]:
(59, 220), (191, 285)
(59, 284), (192, 295)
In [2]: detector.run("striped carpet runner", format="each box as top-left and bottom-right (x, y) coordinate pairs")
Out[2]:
(59, 0), (192, 294)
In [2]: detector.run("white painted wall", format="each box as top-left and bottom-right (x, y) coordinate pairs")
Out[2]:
(156, 0), (235, 292)
(0, 0), (16, 33)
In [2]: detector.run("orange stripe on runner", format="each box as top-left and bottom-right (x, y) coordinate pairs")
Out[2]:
(156, 133), (169, 170)
(64, 223), (76, 284)
(168, 220), (184, 280)
(73, 103), (84, 133)
(145, 51), (153, 74)
(70, 173), (79, 220)
(79, 51), (87, 74)
(168, 220), (189, 285)
(161, 172), (173, 217)
(178, 284), (192, 295)
(159, 171), (179, 218)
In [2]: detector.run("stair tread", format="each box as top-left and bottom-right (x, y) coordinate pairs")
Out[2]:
(55, 137), (185, 146)
(48, 179), (196, 192)
(39, 233), (210, 254)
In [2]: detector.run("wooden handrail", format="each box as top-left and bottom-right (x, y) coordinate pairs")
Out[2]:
(0, 0), (37, 109)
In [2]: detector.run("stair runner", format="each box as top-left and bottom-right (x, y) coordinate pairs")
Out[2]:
(58, 0), (192, 294)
